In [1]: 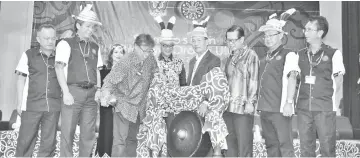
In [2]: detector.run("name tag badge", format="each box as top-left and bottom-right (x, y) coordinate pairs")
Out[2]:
(305, 76), (316, 84)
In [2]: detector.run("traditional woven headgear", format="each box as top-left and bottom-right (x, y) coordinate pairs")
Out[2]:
(259, 8), (297, 34)
(190, 16), (210, 38)
(155, 16), (176, 43)
(72, 4), (102, 26)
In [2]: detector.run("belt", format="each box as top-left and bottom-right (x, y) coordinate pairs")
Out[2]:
(70, 83), (95, 89)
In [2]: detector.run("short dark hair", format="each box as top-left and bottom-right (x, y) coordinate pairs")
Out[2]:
(107, 44), (125, 69)
(74, 19), (85, 33)
(226, 25), (245, 39)
(308, 16), (329, 38)
(134, 34), (155, 48)
(37, 24), (56, 36)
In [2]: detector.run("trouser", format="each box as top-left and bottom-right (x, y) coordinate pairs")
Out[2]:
(260, 111), (294, 157)
(15, 111), (60, 157)
(60, 85), (97, 157)
(164, 112), (175, 130)
(112, 112), (140, 157)
(223, 111), (254, 157)
(297, 108), (336, 157)
(96, 106), (114, 157)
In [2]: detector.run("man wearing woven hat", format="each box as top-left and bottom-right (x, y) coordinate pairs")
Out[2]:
(55, 4), (103, 157)
(297, 16), (345, 157)
(257, 8), (299, 157)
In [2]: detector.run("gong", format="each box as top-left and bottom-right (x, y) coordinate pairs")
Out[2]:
(167, 111), (212, 157)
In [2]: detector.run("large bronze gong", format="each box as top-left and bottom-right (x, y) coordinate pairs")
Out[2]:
(167, 111), (212, 157)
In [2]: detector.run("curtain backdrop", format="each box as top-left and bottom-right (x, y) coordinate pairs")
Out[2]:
(342, 1), (360, 138)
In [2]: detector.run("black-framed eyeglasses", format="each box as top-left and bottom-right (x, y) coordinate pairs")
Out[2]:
(303, 28), (319, 33)
(225, 38), (240, 44)
(137, 44), (154, 54)
(263, 32), (281, 39)
(161, 44), (174, 48)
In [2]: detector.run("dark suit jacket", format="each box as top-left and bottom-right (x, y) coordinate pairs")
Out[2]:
(187, 50), (221, 86)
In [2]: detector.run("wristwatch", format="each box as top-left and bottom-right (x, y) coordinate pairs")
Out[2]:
(286, 99), (294, 104)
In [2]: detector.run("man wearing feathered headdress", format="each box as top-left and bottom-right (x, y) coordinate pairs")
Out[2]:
(55, 4), (104, 157)
(154, 16), (187, 128)
(187, 16), (227, 157)
(297, 15), (345, 157)
(256, 8), (300, 157)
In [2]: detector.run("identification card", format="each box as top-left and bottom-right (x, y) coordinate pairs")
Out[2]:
(305, 75), (316, 84)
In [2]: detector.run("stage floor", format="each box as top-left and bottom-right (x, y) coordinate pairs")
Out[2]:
(0, 130), (359, 157)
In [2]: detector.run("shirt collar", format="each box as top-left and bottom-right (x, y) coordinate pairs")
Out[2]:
(74, 34), (89, 43)
(158, 53), (173, 62)
(305, 43), (326, 55)
(37, 48), (55, 57)
(268, 44), (284, 56)
(196, 49), (208, 61)
(232, 45), (248, 56)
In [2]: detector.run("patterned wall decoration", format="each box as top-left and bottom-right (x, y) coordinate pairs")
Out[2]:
(30, 1), (319, 66)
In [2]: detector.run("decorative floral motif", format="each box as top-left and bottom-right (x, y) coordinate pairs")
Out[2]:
(157, 57), (184, 87)
(148, 1), (168, 17)
(1, 131), (360, 157)
(180, 1), (205, 20)
(0, 131), (97, 158)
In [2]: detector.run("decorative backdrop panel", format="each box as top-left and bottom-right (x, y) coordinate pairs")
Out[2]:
(31, 1), (319, 61)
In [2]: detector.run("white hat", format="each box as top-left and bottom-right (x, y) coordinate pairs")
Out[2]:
(259, 8), (297, 33)
(155, 16), (176, 43)
(189, 16), (210, 38)
(72, 4), (102, 26)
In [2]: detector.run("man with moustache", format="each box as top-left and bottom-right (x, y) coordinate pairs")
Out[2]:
(297, 16), (345, 157)
(222, 25), (259, 157)
(55, 4), (103, 157)
(15, 24), (61, 157)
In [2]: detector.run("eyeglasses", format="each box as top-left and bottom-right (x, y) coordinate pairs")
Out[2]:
(303, 28), (318, 33)
(263, 32), (281, 39)
(161, 44), (174, 48)
(137, 45), (154, 54)
(39, 37), (57, 41)
(225, 39), (240, 44)
(112, 45), (124, 50)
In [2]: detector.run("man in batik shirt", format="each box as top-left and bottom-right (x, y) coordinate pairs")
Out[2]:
(154, 16), (187, 129)
(101, 34), (158, 157)
(222, 25), (259, 157)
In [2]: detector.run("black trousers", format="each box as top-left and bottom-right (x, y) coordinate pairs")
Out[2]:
(260, 111), (294, 157)
(223, 112), (254, 157)
(15, 111), (60, 157)
(96, 106), (114, 157)
(297, 108), (336, 157)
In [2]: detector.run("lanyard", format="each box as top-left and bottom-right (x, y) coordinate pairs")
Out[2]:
(266, 50), (280, 62)
(40, 51), (55, 69)
(307, 49), (324, 68)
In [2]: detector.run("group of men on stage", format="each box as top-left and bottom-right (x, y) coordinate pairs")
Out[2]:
(14, 3), (344, 158)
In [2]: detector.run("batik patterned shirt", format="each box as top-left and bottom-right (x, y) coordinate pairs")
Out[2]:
(101, 52), (158, 123)
(223, 46), (259, 114)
